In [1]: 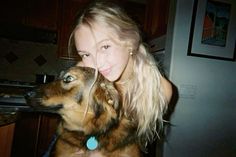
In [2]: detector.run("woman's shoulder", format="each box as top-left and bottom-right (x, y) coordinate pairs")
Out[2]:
(160, 76), (173, 104)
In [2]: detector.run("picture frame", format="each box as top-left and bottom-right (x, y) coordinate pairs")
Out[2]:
(188, 0), (236, 61)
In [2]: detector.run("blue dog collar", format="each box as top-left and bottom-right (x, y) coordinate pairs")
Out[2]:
(86, 136), (98, 150)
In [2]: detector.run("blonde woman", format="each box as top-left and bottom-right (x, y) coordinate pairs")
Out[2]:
(69, 1), (172, 156)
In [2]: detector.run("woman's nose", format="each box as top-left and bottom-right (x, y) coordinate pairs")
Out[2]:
(96, 54), (106, 69)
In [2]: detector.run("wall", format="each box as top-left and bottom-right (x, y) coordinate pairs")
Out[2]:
(163, 0), (236, 157)
(0, 38), (76, 82)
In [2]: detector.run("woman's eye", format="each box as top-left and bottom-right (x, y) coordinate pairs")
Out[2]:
(101, 45), (110, 50)
(80, 53), (90, 58)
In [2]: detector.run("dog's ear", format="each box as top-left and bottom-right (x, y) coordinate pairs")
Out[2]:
(87, 80), (121, 133)
(100, 82), (120, 109)
(91, 80), (120, 118)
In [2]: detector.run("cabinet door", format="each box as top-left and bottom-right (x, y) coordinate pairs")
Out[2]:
(11, 113), (41, 157)
(58, 0), (90, 59)
(0, 0), (26, 24)
(0, 123), (15, 157)
(11, 112), (60, 157)
(36, 114), (60, 157)
(26, 0), (60, 31)
(123, 1), (146, 31)
(144, 0), (170, 39)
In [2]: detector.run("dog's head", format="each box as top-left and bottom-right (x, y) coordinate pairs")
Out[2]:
(26, 66), (121, 135)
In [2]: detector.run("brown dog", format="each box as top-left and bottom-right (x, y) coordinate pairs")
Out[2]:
(26, 66), (141, 157)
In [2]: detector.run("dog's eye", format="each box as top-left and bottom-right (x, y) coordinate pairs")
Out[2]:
(63, 75), (75, 83)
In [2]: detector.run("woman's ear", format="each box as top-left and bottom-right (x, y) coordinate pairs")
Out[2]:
(128, 48), (133, 56)
(124, 41), (135, 56)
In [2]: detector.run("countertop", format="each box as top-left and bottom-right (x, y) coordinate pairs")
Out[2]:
(0, 111), (18, 126)
(0, 82), (35, 125)
(0, 102), (34, 126)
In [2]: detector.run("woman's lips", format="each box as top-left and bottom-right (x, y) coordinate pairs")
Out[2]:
(99, 68), (111, 76)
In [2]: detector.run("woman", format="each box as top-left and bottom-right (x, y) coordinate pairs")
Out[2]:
(68, 0), (172, 155)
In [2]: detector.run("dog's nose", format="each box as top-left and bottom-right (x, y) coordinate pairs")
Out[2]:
(24, 88), (43, 106)
(25, 88), (42, 98)
(25, 90), (36, 98)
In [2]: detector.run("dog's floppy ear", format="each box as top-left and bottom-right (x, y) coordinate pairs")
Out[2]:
(99, 82), (120, 110)
(87, 80), (121, 133)
(91, 80), (120, 118)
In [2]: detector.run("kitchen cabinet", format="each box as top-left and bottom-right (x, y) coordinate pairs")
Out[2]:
(58, 0), (90, 59)
(0, 1), (26, 25)
(26, 0), (60, 31)
(122, 1), (147, 34)
(0, 0), (59, 31)
(144, 0), (170, 39)
(11, 112), (60, 157)
(0, 123), (15, 157)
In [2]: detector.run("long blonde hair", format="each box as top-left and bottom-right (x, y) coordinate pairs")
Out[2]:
(68, 0), (168, 146)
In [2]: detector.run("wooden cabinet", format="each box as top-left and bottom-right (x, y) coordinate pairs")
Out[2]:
(36, 114), (60, 156)
(11, 112), (60, 157)
(0, 0), (60, 31)
(144, 0), (170, 39)
(58, 0), (90, 59)
(122, 1), (147, 33)
(26, 0), (60, 31)
(0, 123), (15, 157)
(0, 1), (26, 24)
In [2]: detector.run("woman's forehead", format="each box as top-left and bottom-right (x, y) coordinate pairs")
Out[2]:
(74, 24), (123, 51)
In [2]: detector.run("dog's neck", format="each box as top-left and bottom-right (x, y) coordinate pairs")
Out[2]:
(58, 126), (99, 150)
(57, 118), (138, 153)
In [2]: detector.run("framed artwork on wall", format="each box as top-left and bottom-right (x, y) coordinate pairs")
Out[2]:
(188, 0), (236, 61)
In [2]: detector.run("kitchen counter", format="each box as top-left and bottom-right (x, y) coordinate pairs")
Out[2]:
(0, 102), (42, 126)
(0, 102), (32, 111)
(0, 111), (18, 126)
(0, 100), (34, 123)
(0, 80), (36, 126)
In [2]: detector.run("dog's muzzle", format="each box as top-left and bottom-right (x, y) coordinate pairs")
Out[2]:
(25, 88), (62, 113)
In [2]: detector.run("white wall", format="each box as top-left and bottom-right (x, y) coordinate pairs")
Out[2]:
(163, 0), (236, 157)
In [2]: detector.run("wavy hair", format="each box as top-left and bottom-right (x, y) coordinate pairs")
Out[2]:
(68, 0), (168, 147)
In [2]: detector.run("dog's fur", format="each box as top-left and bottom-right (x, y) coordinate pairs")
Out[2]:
(27, 66), (141, 157)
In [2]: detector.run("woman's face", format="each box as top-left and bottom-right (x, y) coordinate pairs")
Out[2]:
(74, 24), (132, 82)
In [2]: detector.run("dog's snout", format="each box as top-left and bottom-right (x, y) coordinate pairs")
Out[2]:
(24, 87), (44, 107)
(25, 88), (42, 98)
(26, 90), (37, 98)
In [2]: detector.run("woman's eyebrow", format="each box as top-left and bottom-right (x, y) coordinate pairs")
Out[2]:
(96, 39), (110, 45)
(77, 39), (110, 53)
(76, 49), (82, 53)
(77, 50), (88, 54)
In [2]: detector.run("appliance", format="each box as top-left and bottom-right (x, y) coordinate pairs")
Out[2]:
(148, 35), (166, 53)
(0, 80), (36, 111)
